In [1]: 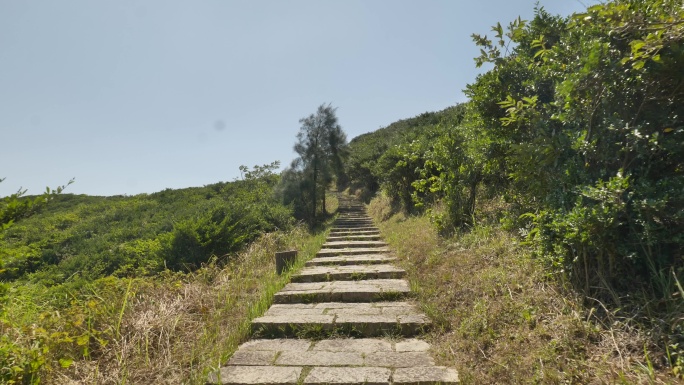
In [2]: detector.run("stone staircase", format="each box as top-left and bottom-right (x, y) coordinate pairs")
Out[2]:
(207, 197), (459, 384)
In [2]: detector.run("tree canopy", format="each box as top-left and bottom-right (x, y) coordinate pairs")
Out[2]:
(282, 104), (348, 222)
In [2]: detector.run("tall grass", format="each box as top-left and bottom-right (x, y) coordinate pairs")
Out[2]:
(367, 194), (676, 384)
(2, 224), (328, 384)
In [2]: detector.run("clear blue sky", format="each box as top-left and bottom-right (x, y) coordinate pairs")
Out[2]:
(0, 0), (593, 197)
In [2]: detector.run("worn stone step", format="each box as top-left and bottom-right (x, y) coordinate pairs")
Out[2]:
(306, 255), (397, 266)
(333, 222), (374, 227)
(317, 247), (390, 257)
(338, 207), (365, 211)
(326, 234), (382, 242)
(331, 224), (378, 230)
(208, 365), (459, 385)
(322, 240), (388, 249)
(292, 264), (405, 282)
(273, 279), (410, 304)
(329, 229), (381, 236)
(252, 302), (430, 337)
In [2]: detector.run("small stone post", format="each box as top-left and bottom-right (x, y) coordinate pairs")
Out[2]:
(275, 250), (297, 275)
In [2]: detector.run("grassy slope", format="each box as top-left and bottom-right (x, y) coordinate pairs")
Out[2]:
(1, 188), (335, 384)
(4, 223), (329, 384)
(1, 176), (293, 284)
(367, 194), (676, 384)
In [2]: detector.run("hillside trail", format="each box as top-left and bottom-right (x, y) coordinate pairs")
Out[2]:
(207, 195), (459, 384)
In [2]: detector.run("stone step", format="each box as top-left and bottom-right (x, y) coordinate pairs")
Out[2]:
(326, 234), (382, 242)
(252, 302), (430, 337)
(306, 255), (397, 266)
(322, 241), (388, 249)
(332, 224), (374, 229)
(292, 264), (406, 282)
(273, 279), (410, 304)
(329, 229), (381, 236)
(317, 247), (390, 257)
(331, 224), (378, 230)
(333, 221), (374, 226)
(209, 338), (459, 385)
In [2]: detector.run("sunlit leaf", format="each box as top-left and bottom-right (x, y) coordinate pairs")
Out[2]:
(59, 358), (74, 368)
(76, 334), (89, 346)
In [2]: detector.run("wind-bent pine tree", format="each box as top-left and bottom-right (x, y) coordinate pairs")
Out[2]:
(293, 104), (348, 220)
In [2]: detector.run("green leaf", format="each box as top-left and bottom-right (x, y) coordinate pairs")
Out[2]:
(630, 40), (645, 53)
(76, 334), (89, 346)
(59, 358), (74, 368)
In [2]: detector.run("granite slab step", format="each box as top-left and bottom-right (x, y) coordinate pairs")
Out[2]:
(322, 241), (388, 249)
(208, 365), (459, 385)
(337, 207), (365, 212)
(273, 279), (410, 303)
(252, 302), (430, 337)
(326, 234), (382, 242)
(292, 264), (406, 282)
(306, 255), (397, 266)
(331, 225), (378, 230)
(329, 229), (381, 236)
(317, 247), (390, 257)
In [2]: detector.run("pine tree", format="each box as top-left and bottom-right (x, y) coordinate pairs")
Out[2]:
(292, 104), (348, 220)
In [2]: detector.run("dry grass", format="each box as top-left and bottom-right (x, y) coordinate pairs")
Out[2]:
(368, 195), (679, 384)
(42, 225), (326, 384)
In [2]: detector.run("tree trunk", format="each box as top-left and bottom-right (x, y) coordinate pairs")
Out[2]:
(312, 161), (317, 219)
(322, 188), (326, 215)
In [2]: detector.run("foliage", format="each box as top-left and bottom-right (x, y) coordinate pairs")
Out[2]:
(368, 201), (668, 383)
(0, 223), (325, 384)
(0, 163), (292, 283)
(0, 178), (74, 232)
(344, 0), (683, 376)
(0, 164), (308, 383)
(281, 104), (348, 222)
(345, 106), (466, 207)
(0, 178), (74, 333)
(462, 0), (684, 297)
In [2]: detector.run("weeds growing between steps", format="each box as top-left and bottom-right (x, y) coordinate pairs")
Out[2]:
(367, 193), (678, 384)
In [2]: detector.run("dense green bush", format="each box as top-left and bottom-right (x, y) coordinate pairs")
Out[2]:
(344, 0), (683, 373)
(347, 0), (683, 297)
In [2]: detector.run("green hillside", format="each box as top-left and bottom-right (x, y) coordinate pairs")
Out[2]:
(345, 105), (465, 202)
(1, 164), (293, 285)
(0, 163), (331, 384)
